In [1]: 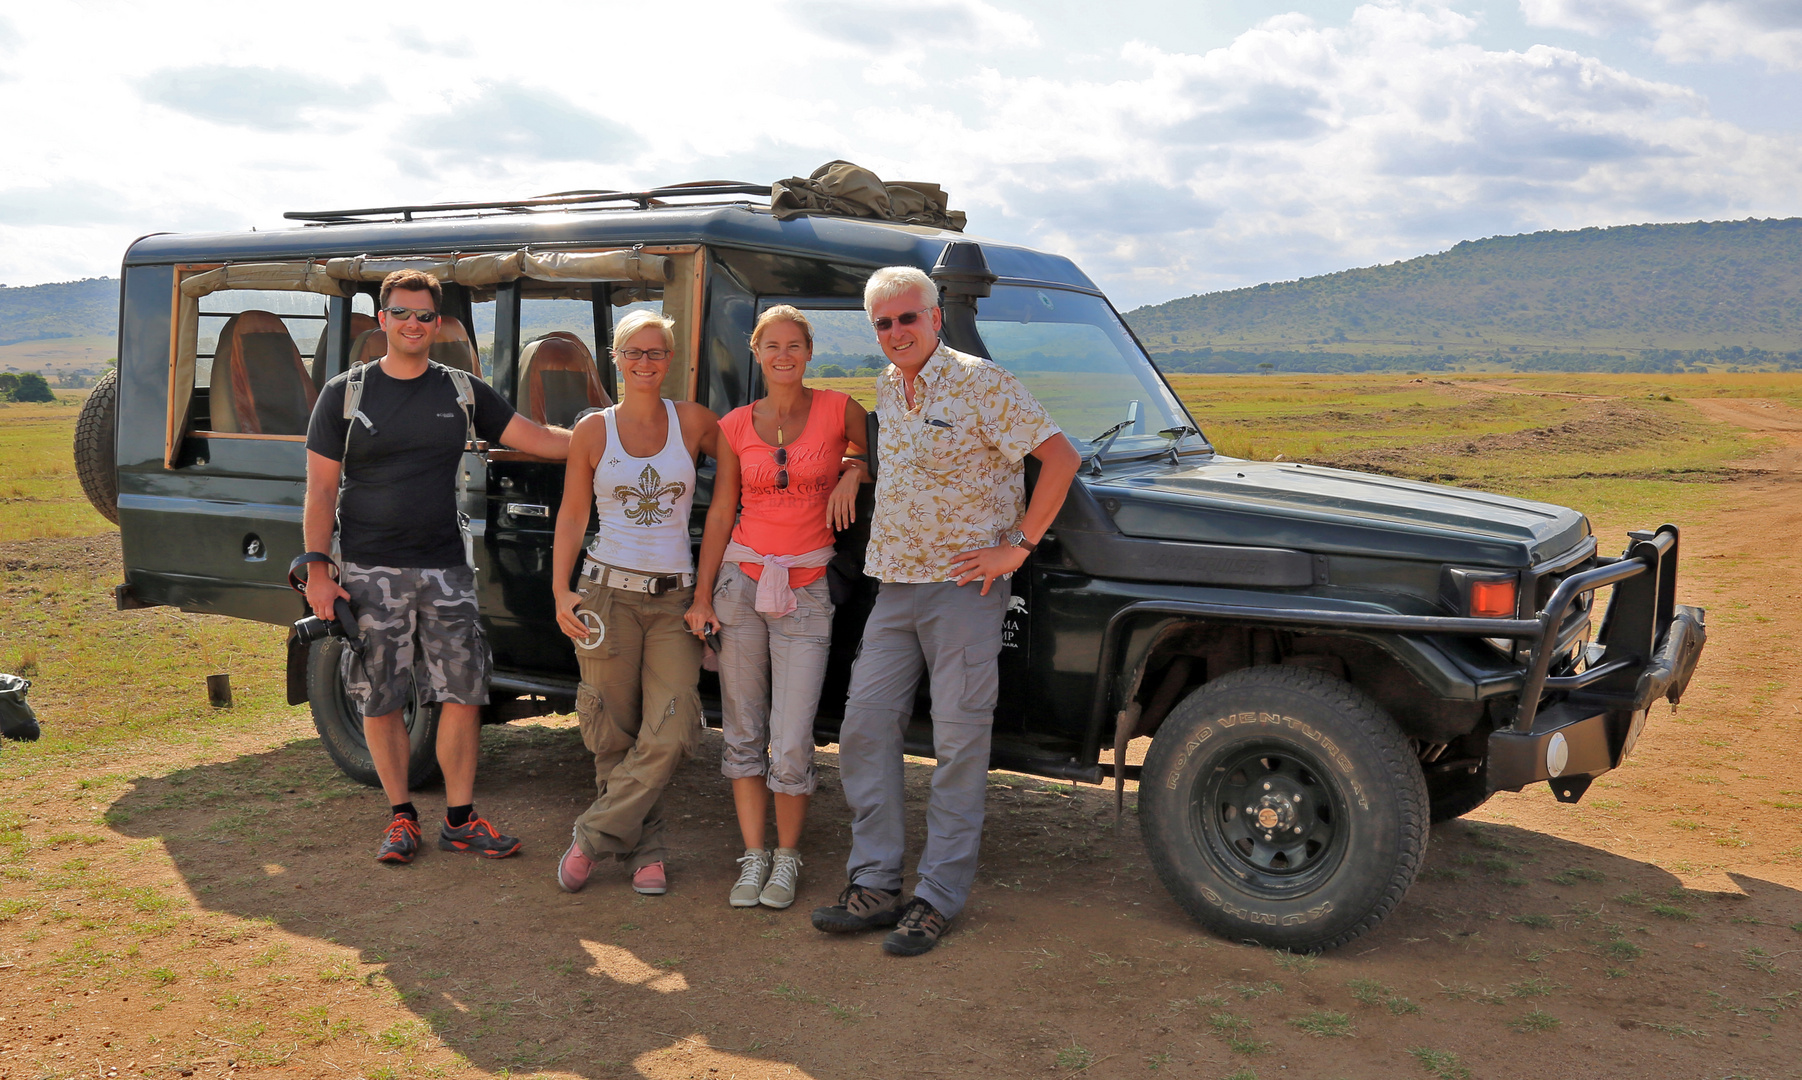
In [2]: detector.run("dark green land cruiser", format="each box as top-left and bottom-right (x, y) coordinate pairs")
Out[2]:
(76, 181), (1707, 950)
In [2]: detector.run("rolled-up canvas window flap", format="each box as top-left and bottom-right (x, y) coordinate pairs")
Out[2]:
(323, 248), (671, 287)
(179, 261), (353, 300)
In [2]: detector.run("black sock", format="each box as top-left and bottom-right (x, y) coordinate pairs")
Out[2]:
(446, 804), (474, 828)
(390, 802), (417, 821)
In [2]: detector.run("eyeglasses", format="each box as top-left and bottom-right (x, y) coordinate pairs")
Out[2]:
(383, 306), (439, 324)
(870, 308), (930, 333)
(773, 445), (788, 491)
(615, 347), (672, 362)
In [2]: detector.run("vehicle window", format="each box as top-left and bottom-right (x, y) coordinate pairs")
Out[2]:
(171, 275), (331, 449)
(976, 287), (1202, 455)
(522, 294), (599, 357)
(802, 309), (885, 378)
(195, 289), (327, 392)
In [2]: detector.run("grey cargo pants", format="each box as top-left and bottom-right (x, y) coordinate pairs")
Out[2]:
(838, 578), (1008, 920)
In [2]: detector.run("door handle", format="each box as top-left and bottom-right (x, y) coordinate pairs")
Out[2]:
(506, 503), (550, 518)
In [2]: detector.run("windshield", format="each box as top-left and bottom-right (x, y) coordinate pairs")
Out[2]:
(975, 286), (1204, 456)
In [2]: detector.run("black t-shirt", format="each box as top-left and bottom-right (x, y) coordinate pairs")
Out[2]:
(306, 362), (515, 568)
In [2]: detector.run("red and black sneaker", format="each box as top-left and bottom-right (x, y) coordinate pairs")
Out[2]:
(437, 816), (521, 859)
(376, 815), (422, 864)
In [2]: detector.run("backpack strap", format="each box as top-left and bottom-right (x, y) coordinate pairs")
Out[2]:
(438, 362), (481, 571)
(332, 362), (374, 563)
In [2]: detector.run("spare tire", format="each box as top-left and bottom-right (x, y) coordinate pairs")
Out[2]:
(73, 368), (119, 525)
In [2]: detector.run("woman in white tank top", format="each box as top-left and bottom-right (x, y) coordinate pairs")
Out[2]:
(549, 309), (723, 897)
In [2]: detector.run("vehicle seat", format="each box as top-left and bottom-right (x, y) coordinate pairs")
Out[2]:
(430, 315), (481, 377)
(310, 312), (377, 391)
(518, 333), (611, 427)
(210, 310), (316, 435)
(348, 326), (387, 370)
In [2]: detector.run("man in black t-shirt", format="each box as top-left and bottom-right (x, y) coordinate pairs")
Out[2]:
(303, 269), (572, 864)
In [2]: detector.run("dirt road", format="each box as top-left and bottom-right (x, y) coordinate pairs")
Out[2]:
(5, 400), (1802, 1079)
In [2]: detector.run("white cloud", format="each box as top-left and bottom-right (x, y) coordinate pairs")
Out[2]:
(785, 0), (1039, 84)
(917, 4), (1798, 304)
(1521, 0), (1802, 70)
(0, 1), (1794, 310)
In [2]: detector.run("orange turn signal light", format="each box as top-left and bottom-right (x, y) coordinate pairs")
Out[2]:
(1468, 579), (1518, 619)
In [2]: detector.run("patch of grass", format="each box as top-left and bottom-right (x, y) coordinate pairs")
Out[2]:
(1290, 1010), (1353, 1037)
(1417, 866), (1469, 882)
(379, 1020), (429, 1050)
(1408, 1047), (1471, 1080)
(1510, 913), (1553, 928)
(1222, 1070), (1260, 1080)
(1508, 976), (1562, 998)
(1650, 903), (1696, 921)
(1271, 951), (1319, 973)
(1228, 980), (1283, 999)
(1054, 1042), (1093, 1070)
(1638, 1020), (1705, 1039)
(772, 983), (821, 1004)
(145, 966), (178, 985)
(1208, 1012), (1251, 1033)
(1744, 947), (1779, 975)
(1599, 940), (1644, 962)
(1511, 1008), (1561, 1032)
(1224, 1034), (1272, 1056)
(1546, 867), (1605, 885)
(1347, 978), (1421, 1015)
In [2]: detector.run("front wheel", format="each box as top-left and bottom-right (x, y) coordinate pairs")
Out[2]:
(306, 638), (441, 790)
(1139, 665), (1428, 951)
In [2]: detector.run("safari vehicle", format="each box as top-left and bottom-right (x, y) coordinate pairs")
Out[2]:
(77, 179), (1707, 951)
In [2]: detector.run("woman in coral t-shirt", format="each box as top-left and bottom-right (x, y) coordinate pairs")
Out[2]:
(687, 305), (869, 911)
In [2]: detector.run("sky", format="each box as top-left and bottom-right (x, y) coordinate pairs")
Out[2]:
(0, 0), (1798, 310)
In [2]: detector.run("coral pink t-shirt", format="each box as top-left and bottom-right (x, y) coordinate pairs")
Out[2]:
(720, 389), (850, 588)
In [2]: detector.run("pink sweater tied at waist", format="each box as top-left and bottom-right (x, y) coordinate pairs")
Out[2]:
(722, 541), (837, 618)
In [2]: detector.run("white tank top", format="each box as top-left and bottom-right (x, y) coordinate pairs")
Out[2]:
(586, 400), (697, 575)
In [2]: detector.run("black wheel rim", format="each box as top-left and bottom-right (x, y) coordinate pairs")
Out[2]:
(1189, 741), (1350, 899)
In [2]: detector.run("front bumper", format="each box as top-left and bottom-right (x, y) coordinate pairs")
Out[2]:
(1488, 600), (1707, 798)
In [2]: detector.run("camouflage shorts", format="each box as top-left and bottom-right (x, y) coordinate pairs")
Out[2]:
(339, 563), (490, 717)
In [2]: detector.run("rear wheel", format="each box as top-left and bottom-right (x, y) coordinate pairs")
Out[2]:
(306, 638), (441, 790)
(73, 368), (119, 525)
(1139, 665), (1428, 951)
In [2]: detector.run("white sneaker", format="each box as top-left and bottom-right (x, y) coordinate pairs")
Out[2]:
(760, 848), (803, 909)
(729, 848), (770, 908)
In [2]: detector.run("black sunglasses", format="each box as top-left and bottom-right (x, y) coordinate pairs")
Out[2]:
(773, 445), (788, 491)
(383, 306), (439, 324)
(870, 308), (929, 333)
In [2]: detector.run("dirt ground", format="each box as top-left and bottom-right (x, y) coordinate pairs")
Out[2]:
(4, 398), (1802, 1080)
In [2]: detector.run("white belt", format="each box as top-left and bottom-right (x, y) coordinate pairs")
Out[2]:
(580, 560), (694, 595)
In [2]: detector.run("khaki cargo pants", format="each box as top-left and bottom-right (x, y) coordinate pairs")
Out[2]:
(571, 578), (704, 871)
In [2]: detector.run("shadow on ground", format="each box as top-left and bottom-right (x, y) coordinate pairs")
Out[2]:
(109, 723), (1802, 1079)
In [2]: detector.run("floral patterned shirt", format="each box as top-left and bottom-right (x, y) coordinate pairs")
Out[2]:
(866, 343), (1061, 583)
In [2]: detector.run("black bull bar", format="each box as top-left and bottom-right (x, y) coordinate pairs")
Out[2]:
(1095, 524), (1707, 802)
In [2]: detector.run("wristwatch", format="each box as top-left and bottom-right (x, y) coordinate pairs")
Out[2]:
(1006, 527), (1037, 554)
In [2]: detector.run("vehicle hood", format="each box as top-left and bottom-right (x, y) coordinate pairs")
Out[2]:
(1090, 456), (1589, 567)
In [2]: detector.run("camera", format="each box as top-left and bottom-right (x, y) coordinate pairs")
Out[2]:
(293, 595), (364, 653)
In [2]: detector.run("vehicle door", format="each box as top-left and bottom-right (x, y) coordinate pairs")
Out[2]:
(478, 247), (708, 684)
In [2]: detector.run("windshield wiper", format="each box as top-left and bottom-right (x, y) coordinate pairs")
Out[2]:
(1158, 425), (1204, 463)
(1085, 419), (1137, 477)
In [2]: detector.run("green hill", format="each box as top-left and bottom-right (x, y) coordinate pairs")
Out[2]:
(1124, 218), (1802, 374)
(0, 277), (118, 347)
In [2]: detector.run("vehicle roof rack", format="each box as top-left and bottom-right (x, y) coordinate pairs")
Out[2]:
(283, 181), (773, 224)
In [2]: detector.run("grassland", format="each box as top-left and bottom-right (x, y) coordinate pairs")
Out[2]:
(2, 373), (1800, 1078)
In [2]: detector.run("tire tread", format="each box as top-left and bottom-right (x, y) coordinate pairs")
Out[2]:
(1139, 664), (1428, 951)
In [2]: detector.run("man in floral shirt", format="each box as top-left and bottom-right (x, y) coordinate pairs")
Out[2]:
(810, 266), (1080, 955)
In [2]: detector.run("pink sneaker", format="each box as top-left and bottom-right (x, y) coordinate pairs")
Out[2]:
(632, 861), (667, 895)
(556, 835), (596, 893)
